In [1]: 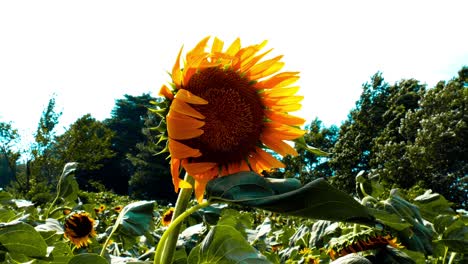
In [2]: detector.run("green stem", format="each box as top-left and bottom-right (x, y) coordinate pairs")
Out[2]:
(100, 207), (126, 257)
(154, 172), (208, 264)
(447, 252), (456, 264)
(442, 246), (449, 264)
(48, 206), (72, 219)
(155, 200), (212, 263)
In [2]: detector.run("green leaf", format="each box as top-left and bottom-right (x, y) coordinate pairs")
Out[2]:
(57, 162), (79, 204)
(35, 218), (64, 245)
(68, 253), (108, 264)
(116, 200), (155, 236)
(294, 136), (329, 156)
(367, 208), (411, 231)
(206, 172), (375, 225)
(0, 221), (48, 257)
(217, 209), (253, 238)
(0, 190), (13, 204)
(187, 225), (269, 264)
(434, 216), (468, 253)
(413, 190), (455, 222)
(0, 208), (16, 222)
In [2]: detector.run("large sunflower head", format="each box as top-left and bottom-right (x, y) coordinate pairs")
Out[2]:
(64, 211), (97, 248)
(156, 36), (305, 203)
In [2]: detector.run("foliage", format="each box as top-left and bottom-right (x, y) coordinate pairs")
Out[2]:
(102, 93), (158, 194)
(330, 73), (391, 193)
(327, 68), (467, 209)
(52, 114), (116, 191)
(127, 103), (175, 203)
(30, 96), (63, 183)
(0, 121), (20, 187)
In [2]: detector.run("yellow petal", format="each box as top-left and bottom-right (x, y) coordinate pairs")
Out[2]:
(188, 36), (210, 57)
(264, 110), (306, 126)
(264, 124), (305, 140)
(226, 38), (241, 56)
(170, 158), (181, 192)
(247, 55), (283, 78)
(171, 98), (205, 119)
(262, 86), (300, 97)
(159, 85), (174, 100)
(255, 147), (285, 169)
(179, 179), (192, 189)
(240, 48), (272, 73)
(263, 96), (304, 106)
(270, 103), (302, 112)
(255, 72), (300, 89)
(172, 46), (184, 86)
(168, 139), (201, 159)
(250, 61), (285, 80)
(183, 54), (209, 85)
(183, 162), (218, 175)
(167, 112), (204, 140)
(211, 37), (224, 53)
(261, 134), (298, 156)
(194, 179), (209, 203)
(175, 89), (208, 104)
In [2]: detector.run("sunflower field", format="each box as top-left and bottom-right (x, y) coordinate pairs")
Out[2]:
(0, 162), (467, 263)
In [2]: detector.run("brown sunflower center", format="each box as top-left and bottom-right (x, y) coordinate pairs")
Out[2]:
(65, 214), (94, 238)
(182, 67), (264, 164)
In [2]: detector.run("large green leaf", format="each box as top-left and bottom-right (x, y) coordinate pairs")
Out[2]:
(187, 225), (270, 264)
(57, 162), (79, 204)
(68, 253), (108, 264)
(412, 190), (456, 222)
(116, 200), (155, 236)
(206, 172), (375, 225)
(0, 221), (48, 257)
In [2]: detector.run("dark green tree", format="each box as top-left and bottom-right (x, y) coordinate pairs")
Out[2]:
(30, 97), (62, 185)
(103, 93), (157, 194)
(0, 121), (20, 186)
(329, 73), (391, 193)
(127, 108), (175, 203)
(53, 114), (116, 191)
(402, 67), (468, 207)
(371, 79), (426, 188)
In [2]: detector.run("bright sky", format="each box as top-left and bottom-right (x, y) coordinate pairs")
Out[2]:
(1, 0), (467, 149)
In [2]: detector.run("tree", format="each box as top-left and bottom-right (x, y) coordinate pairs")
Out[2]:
(53, 114), (116, 191)
(371, 79), (426, 188)
(30, 96), (62, 184)
(0, 121), (20, 186)
(402, 67), (468, 207)
(330, 73), (391, 193)
(127, 108), (175, 202)
(103, 93), (157, 194)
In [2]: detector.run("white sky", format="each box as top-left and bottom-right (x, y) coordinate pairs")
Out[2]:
(1, 0), (467, 149)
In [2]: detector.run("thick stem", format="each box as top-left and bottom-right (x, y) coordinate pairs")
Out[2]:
(155, 173), (194, 264)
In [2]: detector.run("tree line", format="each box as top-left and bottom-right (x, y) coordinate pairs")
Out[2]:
(1, 67), (466, 208)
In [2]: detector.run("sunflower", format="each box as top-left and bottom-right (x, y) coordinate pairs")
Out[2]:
(114, 205), (123, 213)
(157, 36), (305, 203)
(161, 207), (175, 226)
(64, 211), (97, 248)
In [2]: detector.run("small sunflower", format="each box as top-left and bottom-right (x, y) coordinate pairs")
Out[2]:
(299, 247), (313, 255)
(64, 211), (97, 248)
(114, 205), (123, 213)
(161, 207), (175, 226)
(157, 36), (305, 202)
